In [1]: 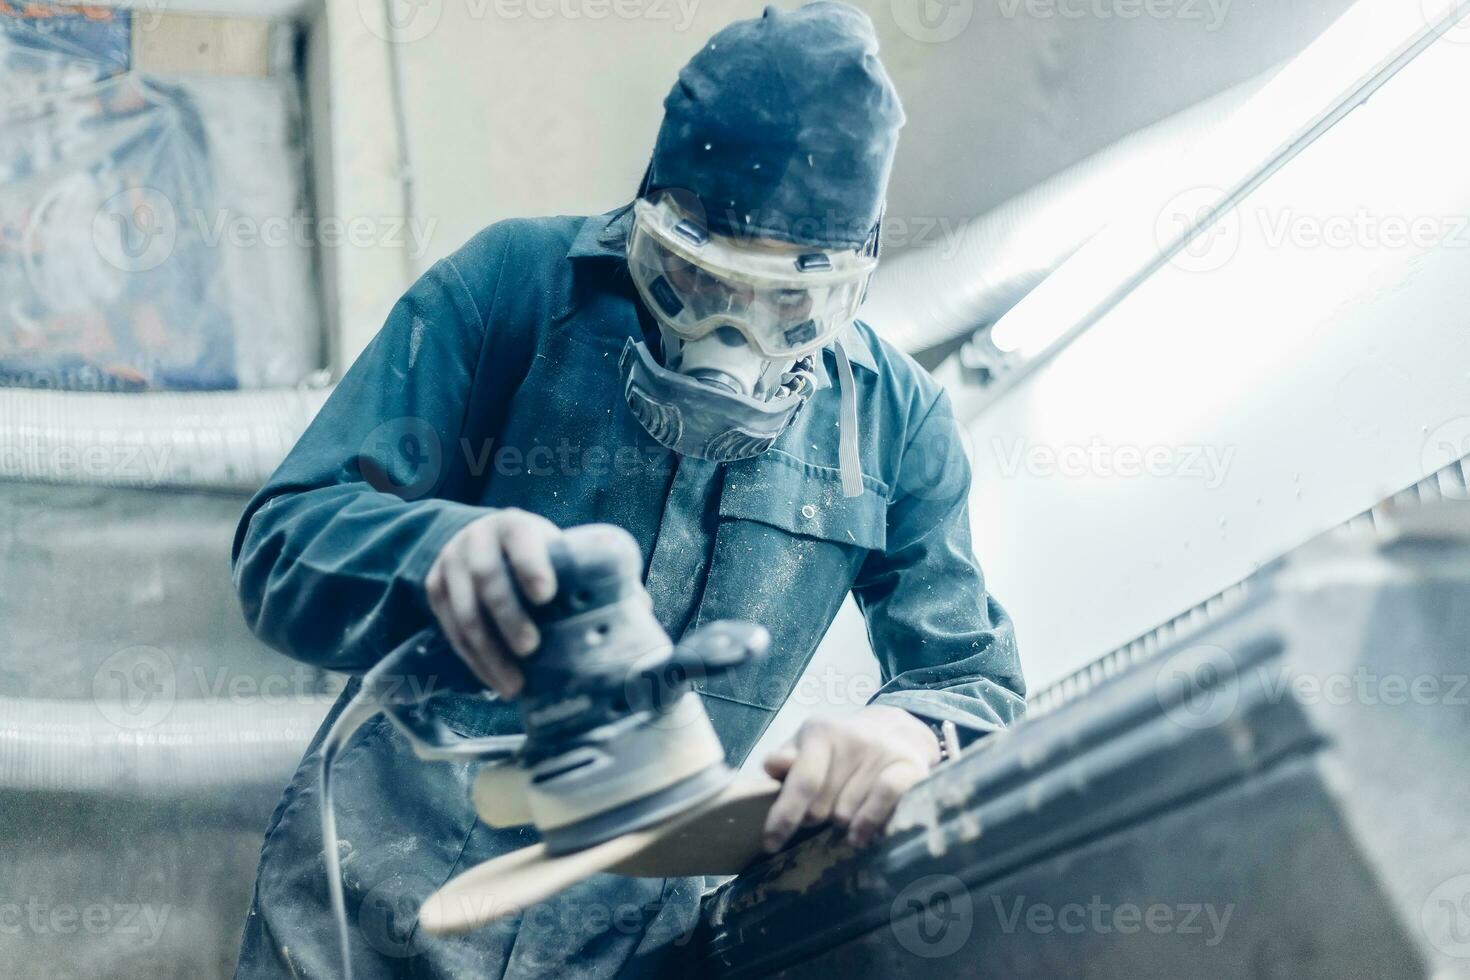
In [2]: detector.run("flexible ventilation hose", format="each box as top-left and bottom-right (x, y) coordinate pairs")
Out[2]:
(0, 696), (327, 796)
(0, 387), (329, 491)
(859, 73), (1271, 355)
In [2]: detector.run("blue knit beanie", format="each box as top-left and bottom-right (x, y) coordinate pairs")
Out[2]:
(646, 3), (905, 251)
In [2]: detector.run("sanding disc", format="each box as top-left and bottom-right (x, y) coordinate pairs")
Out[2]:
(419, 834), (647, 936)
(420, 775), (781, 936)
(608, 775), (780, 877)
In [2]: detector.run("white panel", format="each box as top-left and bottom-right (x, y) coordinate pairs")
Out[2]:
(989, 0), (1470, 361)
(965, 31), (1470, 689)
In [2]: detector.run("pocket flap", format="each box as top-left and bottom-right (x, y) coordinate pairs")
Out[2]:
(718, 450), (888, 553)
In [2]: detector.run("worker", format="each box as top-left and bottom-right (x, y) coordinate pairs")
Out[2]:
(230, 4), (1025, 977)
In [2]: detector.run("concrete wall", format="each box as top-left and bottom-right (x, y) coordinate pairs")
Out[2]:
(327, 0), (1355, 361)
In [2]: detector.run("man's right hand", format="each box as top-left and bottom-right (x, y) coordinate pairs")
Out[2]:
(426, 508), (560, 698)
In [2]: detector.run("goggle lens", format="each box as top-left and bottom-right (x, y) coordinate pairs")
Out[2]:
(629, 223), (867, 359)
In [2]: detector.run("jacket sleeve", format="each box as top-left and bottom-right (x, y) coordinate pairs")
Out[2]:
(231, 234), (509, 673)
(853, 389), (1027, 744)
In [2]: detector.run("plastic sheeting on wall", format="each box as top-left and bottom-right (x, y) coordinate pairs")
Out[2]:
(0, 5), (322, 391)
(0, 3), (130, 94)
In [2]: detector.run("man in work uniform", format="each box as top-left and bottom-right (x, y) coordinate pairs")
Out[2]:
(231, 4), (1025, 977)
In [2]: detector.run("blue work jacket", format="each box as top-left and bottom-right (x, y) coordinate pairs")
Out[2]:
(230, 206), (1025, 979)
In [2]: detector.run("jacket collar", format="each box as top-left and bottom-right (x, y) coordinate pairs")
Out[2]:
(568, 206), (879, 382)
(567, 205), (635, 260)
(812, 330), (876, 389)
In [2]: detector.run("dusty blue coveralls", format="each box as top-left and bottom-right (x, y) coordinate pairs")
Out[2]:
(230, 205), (1026, 978)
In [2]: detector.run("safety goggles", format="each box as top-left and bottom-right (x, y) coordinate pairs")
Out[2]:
(626, 196), (876, 360)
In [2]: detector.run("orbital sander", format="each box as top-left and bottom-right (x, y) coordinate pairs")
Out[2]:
(318, 523), (776, 977)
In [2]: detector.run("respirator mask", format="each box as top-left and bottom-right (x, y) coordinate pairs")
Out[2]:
(620, 194), (875, 492)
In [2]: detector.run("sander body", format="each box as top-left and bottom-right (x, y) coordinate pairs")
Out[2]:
(321, 524), (771, 973)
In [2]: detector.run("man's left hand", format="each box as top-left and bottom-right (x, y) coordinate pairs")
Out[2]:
(761, 705), (940, 853)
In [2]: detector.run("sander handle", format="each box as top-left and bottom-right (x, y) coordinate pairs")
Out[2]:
(666, 620), (772, 679)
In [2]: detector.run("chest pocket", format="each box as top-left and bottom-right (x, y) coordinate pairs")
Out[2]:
(691, 449), (888, 712)
(718, 449), (888, 552)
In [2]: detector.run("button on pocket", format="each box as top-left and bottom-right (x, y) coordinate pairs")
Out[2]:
(718, 449), (887, 552)
(698, 450), (888, 712)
